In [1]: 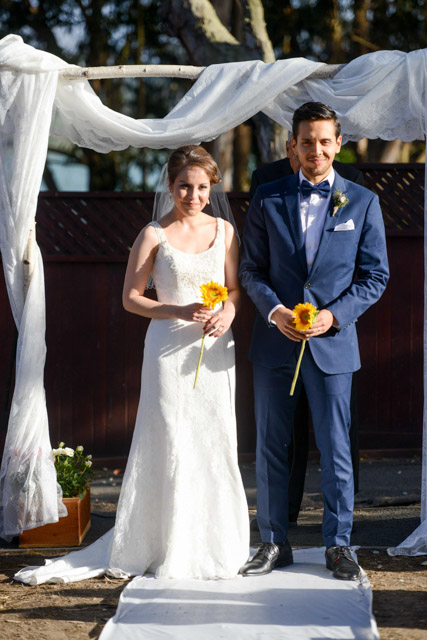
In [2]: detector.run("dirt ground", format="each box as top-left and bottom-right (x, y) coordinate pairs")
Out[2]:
(1, 548), (426, 639)
(1, 460), (426, 639)
(356, 549), (427, 640)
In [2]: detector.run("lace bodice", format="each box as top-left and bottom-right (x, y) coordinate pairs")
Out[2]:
(149, 218), (226, 305)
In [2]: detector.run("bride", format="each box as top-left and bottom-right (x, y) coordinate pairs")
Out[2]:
(15, 145), (249, 584)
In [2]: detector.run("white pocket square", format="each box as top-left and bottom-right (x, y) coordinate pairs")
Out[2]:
(334, 219), (355, 231)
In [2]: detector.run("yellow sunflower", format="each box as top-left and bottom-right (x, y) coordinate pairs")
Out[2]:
(194, 281), (229, 389)
(200, 281), (228, 309)
(292, 302), (318, 331)
(289, 301), (319, 396)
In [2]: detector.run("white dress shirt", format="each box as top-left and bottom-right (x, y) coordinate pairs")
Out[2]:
(299, 168), (335, 269)
(268, 168), (335, 325)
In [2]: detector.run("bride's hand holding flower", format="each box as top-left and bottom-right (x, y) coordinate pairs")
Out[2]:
(193, 281), (229, 388)
(198, 281), (231, 338)
(203, 308), (234, 337)
(178, 303), (213, 323)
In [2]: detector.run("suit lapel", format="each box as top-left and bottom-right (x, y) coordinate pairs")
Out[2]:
(309, 173), (347, 278)
(283, 174), (308, 274)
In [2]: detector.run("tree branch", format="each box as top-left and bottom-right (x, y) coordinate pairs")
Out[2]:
(60, 64), (204, 80)
(58, 61), (343, 81)
(159, 0), (277, 64)
(243, 0), (275, 63)
(159, 0), (245, 65)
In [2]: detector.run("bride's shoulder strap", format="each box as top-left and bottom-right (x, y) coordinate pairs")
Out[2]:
(216, 217), (226, 245)
(216, 216), (225, 235)
(146, 221), (166, 244)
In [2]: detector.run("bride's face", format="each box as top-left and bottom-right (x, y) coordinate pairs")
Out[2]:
(170, 165), (211, 217)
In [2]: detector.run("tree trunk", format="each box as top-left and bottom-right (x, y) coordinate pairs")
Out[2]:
(204, 131), (234, 190)
(233, 124), (252, 191)
(329, 0), (344, 63)
(87, 151), (117, 191)
(356, 138), (369, 162)
(160, 0), (279, 180)
(379, 139), (405, 163)
(42, 164), (58, 191)
(352, 0), (371, 57)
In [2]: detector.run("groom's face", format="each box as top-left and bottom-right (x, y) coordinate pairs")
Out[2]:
(291, 119), (342, 184)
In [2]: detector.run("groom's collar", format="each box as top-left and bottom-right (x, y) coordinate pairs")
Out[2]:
(298, 168), (335, 187)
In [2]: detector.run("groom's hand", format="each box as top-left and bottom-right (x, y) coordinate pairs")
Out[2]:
(271, 307), (304, 342)
(305, 309), (335, 337)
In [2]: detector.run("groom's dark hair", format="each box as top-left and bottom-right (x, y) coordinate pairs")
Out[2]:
(292, 102), (341, 139)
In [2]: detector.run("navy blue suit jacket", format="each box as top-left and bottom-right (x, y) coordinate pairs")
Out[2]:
(239, 172), (389, 374)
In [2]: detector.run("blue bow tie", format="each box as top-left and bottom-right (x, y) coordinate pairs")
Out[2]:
(300, 179), (331, 199)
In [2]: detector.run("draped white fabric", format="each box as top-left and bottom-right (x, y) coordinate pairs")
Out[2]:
(0, 34), (426, 552)
(0, 39), (70, 538)
(51, 49), (427, 150)
(387, 158), (427, 557)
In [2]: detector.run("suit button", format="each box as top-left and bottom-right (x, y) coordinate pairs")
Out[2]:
(304, 282), (311, 289)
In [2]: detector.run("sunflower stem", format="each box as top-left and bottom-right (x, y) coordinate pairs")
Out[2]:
(193, 333), (206, 389)
(290, 340), (306, 396)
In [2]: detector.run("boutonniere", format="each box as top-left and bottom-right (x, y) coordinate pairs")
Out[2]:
(332, 190), (349, 216)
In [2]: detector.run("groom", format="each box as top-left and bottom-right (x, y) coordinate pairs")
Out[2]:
(239, 102), (389, 580)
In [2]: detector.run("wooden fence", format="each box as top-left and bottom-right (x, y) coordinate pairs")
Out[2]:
(0, 164), (424, 462)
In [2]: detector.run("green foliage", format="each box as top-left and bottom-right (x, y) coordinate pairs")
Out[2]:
(262, 0), (427, 62)
(52, 443), (95, 498)
(335, 145), (357, 163)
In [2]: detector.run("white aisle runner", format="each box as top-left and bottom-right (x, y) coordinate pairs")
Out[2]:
(100, 548), (378, 640)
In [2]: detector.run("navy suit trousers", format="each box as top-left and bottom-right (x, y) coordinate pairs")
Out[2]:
(253, 345), (354, 548)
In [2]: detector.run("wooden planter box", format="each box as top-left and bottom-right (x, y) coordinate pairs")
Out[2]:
(19, 488), (91, 548)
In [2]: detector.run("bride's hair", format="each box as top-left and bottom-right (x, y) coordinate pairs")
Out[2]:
(149, 146), (239, 291)
(167, 146), (221, 186)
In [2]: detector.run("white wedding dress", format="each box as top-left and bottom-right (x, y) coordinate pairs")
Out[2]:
(15, 218), (249, 585)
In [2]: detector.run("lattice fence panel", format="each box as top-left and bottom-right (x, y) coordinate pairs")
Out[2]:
(37, 193), (153, 258)
(35, 164), (424, 258)
(355, 163), (424, 232)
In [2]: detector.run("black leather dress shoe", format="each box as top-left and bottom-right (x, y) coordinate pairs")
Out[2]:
(239, 541), (293, 576)
(325, 546), (361, 580)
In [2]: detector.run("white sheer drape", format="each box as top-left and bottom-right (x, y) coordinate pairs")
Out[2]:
(0, 34), (426, 551)
(387, 140), (427, 557)
(51, 49), (427, 150)
(0, 37), (71, 538)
